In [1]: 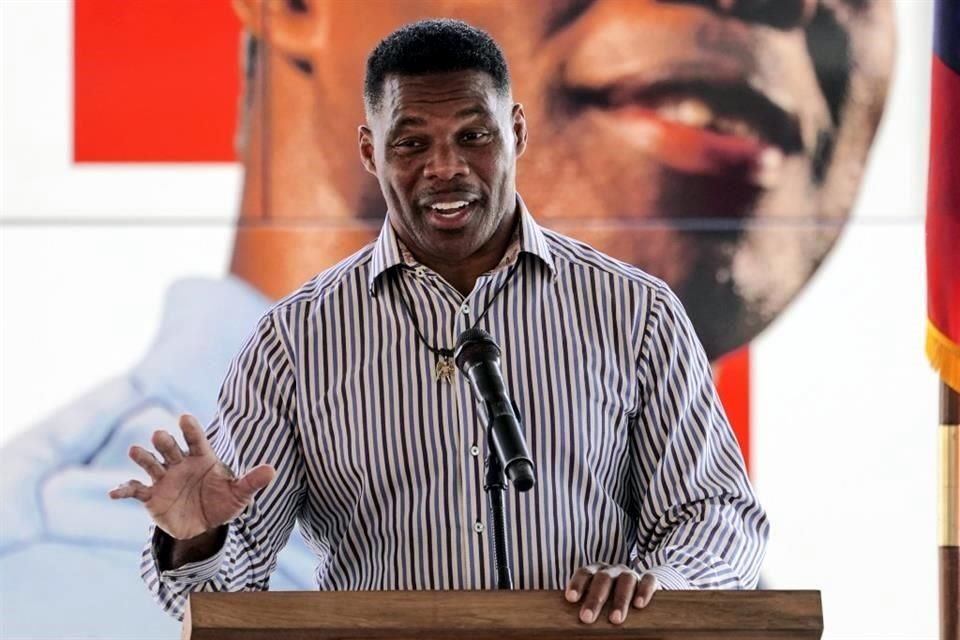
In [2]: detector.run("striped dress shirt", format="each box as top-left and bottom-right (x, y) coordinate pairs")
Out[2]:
(141, 198), (769, 620)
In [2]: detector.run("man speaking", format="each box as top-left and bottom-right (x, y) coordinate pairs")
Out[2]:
(111, 20), (768, 626)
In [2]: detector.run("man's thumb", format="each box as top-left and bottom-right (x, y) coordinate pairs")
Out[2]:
(233, 464), (276, 498)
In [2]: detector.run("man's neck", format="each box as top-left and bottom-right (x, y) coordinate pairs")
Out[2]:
(404, 205), (519, 297)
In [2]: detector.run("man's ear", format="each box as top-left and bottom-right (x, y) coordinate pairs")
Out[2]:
(359, 125), (378, 177)
(512, 103), (528, 158)
(232, 0), (327, 58)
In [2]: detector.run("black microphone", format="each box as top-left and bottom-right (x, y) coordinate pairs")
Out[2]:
(454, 328), (535, 492)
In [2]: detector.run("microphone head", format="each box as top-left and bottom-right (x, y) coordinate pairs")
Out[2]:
(454, 328), (500, 372)
(508, 460), (536, 492)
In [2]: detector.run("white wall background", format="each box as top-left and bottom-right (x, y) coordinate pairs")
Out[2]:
(752, 2), (939, 636)
(0, 1), (941, 638)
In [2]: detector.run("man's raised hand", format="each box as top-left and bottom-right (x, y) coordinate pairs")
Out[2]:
(108, 414), (275, 539)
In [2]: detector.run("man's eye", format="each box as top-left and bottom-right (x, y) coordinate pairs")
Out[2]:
(394, 139), (425, 149)
(461, 131), (490, 143)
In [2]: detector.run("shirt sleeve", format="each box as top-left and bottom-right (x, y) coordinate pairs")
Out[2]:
(630, 285), (769, 589)
(139, 311), (305, 620)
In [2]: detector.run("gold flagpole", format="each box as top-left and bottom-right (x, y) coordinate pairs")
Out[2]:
(940, 382), (959, 640)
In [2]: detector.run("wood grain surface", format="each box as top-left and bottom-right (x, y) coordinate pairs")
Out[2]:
(183, 590), (822, 640)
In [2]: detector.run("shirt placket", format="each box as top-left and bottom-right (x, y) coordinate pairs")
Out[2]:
(415, 266), (505, 589)
(419, 268), (488, 588)
(452, 276), (481, 588)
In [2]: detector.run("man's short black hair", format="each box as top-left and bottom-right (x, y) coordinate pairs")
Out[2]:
(364, 19), (510, 112)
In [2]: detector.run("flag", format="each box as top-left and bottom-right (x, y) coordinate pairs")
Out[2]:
(927, 0), (960, 392)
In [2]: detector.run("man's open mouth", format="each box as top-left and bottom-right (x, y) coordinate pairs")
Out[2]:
(428, 200), (473, 216)
(418, 193), (482, 230)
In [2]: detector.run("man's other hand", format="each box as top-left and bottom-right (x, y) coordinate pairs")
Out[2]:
(564, 564), (659, 625)
(108, 414), (275, 540)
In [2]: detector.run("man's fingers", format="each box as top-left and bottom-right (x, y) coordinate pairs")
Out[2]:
(129, 445), (166, 482)
(152, 430), (184, 465)
(609, 571), (639, 624)
(565, 565), (598, 603)
(564, 565), (656, 623)
(579, 570), (613, 624)
(232, 464), (276, 499)
(180, 414), (212, 456)
(633, 573), (659, 608)
(108, 479), (152, 502)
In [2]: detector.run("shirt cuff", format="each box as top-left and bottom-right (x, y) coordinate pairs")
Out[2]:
(151, 525), (228, 584)
(634, 563), (693, 590)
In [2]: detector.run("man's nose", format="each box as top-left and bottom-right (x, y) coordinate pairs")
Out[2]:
(666, 0), (818, 29)
(423, 143), (470, 181)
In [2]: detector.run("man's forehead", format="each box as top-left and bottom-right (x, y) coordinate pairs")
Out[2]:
(382, 72), (502, 121)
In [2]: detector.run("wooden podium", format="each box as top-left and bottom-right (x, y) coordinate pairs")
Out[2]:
(183, 590), (822, 639)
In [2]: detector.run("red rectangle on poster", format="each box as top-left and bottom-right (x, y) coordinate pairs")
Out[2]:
(74, 0), (241, 162)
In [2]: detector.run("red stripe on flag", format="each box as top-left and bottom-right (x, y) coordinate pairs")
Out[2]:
(74, 0), (242, 162)
(927, 55), (960, 391)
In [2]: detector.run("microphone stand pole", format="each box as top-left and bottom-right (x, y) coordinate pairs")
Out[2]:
(484, 427), (513, 590)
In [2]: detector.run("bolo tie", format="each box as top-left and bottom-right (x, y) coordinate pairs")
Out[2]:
(390, 258), (522, 383)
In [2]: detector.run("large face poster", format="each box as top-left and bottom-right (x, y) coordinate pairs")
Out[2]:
(0, 1), (937, 638)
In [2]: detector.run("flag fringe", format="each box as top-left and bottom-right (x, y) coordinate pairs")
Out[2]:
(927, 320), (960, 393)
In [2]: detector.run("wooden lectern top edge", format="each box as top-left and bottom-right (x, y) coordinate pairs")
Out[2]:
(185, 590), (823, 639)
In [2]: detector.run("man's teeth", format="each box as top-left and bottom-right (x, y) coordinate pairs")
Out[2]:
(654, 97), (759, 139)
(430, 201), (470, 212)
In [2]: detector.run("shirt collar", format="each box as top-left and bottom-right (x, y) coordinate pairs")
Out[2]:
(367, 194), (556, 295)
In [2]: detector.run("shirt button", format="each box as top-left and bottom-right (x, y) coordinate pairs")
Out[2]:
(460, 304), (470, 314)
(470, 445), (479, 457)
(474, 521), (485, 534)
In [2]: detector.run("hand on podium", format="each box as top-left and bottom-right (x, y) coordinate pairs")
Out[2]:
(108, 414), (276, 540)
(565, 564), (660, 625)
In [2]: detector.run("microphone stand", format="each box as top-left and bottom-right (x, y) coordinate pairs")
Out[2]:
(453, 329), (535, 591)
(483, 399), (531, 590)
(484, 427), (513, 590)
